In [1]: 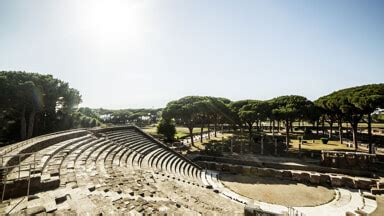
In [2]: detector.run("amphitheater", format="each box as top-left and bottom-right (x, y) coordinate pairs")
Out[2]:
(0, 126), (381, 215)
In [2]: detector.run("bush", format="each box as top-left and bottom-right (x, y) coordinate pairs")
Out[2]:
(320, 137), (329, 144)
(157, 119), (176, 141)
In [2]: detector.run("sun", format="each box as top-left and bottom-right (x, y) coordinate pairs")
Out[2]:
(75, 0), (147, 45)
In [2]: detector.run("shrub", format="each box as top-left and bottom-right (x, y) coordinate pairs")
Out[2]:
(320, 137), (329, 144)
(157, 119), (176, 141)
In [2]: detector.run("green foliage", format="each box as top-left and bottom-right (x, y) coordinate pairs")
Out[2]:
(157, 119), (176, 141)
(269, 95), (313, 122)
(162, 96), (233, 146)
(228, 99), (257, 128)
(93, 108), (161, 125)
(0, 71), (82, 141)
(237, 100), (270, 134)
(315, 84), (384, 149)
(372, 112), (384, 122)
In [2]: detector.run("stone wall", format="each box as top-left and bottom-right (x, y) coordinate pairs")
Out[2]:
(194, 155), (374, 178)
(0, 176), (60, 199)
(321, 151), (376, 170)
(5, 130), (89, 167)
(198, 161), (377, 190)
(91, 125), (202, 171)
(244, 204), (284, 216)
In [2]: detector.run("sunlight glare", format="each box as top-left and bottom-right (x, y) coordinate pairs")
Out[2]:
(76, 0), (147, 46)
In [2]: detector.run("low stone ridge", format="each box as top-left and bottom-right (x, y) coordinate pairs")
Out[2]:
(197, 161), (378, 190)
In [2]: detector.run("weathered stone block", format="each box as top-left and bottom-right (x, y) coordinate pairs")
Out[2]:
(26, 206), (46, 215)
(257, 168), (270, 177)
(242, 166), (252, 175)
(299, 172), (311, 183)
(377, 181), (384, 188)
(362, 192), (376, 200)
(354, 209), (368, 216)
(345, 211), (356, 216)
(319, 174), (331, 186)
(341, 177), (355, 188)
(331, 176), (343, 187)
(282, 170), (292, 179)
(291, 172), (302, 181)
(371, 188), (384, 195)
(244, 204), (281, 216)
(270, 169), (283, 179)
(355, 179), (373, 190)
(41, 177), (60, 189)
(250, 167), (258, 175)
(309, 174), (321, 184)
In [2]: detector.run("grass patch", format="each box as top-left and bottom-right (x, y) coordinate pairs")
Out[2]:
(141, 125), (208, 138)
(290, 139), (355, 152)
(191, 132), (233, 151)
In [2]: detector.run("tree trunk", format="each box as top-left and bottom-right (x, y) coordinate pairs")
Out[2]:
(368, 113), (372, 154)
(20, 105), (27, 140)
(269, 120), (272, 132)
(351, 122), (358, 150)
(285, 120), (290, 149)
(248, 122), (253, 137)
(214, 121), (217, 137)
(207, 123), (211, 140)
(200, 125), (204, 143)
(290, 121), (293, 133)
(278, 120), (280, 132)
(27, 108), (36, 139)
(189, 127), (194, 147)
(316, 120), (319, 135)
(338, 118), (343, 144)
(328, 121), (333, 139)
(322, 119), (325, 135)
(272, 120), (275, 137)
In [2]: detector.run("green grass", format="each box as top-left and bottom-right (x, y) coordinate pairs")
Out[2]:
(141, 125), (208, 138)
(174, 127), (209, 138)
(191, 132), (232, 150)
(290, 139), (356, 152)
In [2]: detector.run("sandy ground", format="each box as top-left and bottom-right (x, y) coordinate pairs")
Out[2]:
(370, 195), (384, 216)
(221, 174), (335, 207)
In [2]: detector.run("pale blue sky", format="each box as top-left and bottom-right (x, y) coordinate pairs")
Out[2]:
(1, 0), (383, 108)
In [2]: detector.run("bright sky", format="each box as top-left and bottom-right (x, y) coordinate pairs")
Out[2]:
(1, 0), (383, 109)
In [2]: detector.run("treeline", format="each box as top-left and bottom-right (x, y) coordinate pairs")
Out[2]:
(0, 72), (100, 143)
(162, 84), (384, 153)
(89, 108), (162, 125)
(0, 72), (162, 144)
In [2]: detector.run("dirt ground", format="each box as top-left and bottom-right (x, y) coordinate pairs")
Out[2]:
(220, 174), (335, 207)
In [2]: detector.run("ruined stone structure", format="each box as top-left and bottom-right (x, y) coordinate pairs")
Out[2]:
(0, 126), (381, 215)
(321, 151), (376, 170)
(0, 126), (242, 215)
